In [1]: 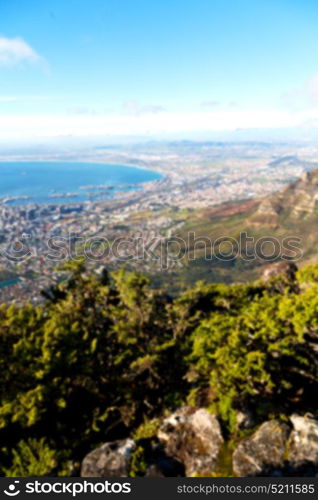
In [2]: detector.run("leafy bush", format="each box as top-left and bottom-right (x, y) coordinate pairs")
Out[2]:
(0, 262), (188, 474)
(3, 439), (57, 477)
(189, 275), (318, 431)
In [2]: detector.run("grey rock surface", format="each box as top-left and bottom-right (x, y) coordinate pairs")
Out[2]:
(233, 420), (290, 477)
(288, 415), (318, 469)
(158, 407), (223, 476)
(81, 439), (136, 477)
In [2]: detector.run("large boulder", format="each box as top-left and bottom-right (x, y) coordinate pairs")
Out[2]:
(81, 439), (135, 477)
(232, 420), (290, 476)
(233, 416), (318, 477)
(81, 437), (184, 477)
(287, 415), (318, 474)
(158, 407), (223, 476)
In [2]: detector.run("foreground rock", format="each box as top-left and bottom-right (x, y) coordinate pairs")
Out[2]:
(233, 416), (318, 476)
(81, 439), (135, 477)
(158, 407), (223, 476)
(233, 421), (290, 476)
(81, 437), (184, 477)
(288, 415), (318, 475)
(81, 412), (318, 477)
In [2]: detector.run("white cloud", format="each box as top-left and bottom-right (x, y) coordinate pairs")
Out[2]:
(201, 100), (219, 107)
(123, 100), (165, 116)
(0, 36), (42, 66)
(67, 107), (97, 115)
(0, 107), (317, 141)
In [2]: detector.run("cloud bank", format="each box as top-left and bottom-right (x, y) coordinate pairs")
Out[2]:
(1, 107), (318, 141)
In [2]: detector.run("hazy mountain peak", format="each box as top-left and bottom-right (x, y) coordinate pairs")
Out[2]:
(254, 168), (318, 223)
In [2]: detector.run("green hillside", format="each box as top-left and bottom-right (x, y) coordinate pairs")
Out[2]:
(153, 169), (318, 291)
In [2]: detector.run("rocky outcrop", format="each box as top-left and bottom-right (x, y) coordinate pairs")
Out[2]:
(288, 415), (318, 474)
(80, 412), (318, 477)
(233, 415), (318, 476)
(158, 407), (223, 476)
(81, 439), (136, 477)
(233, 420), (290, 477)
(253, 168), (318, 225)
(261, 261), (297, 283)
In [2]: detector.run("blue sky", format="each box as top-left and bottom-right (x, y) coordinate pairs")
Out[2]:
(1, 0), (318, 142)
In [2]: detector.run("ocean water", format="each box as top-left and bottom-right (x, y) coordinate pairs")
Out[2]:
(0, 161), (162, 204)
(0, 278), (20, 289)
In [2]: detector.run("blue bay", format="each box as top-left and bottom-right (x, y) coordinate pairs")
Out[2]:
(0, 161), (162, 204)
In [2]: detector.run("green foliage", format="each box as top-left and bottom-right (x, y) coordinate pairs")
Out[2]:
(189, 283), (318, 431)
(297, 263), (318, 284)
(133, 418), (161, 441)
(129, 446), (148, 477)
(1, 261), (318, 475)
(0, 263), (187, 475)
(3, 438), (57, 477)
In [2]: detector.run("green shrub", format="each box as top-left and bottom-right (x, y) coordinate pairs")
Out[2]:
(3, 439), (57, 477)
(190, 285), (318, 431)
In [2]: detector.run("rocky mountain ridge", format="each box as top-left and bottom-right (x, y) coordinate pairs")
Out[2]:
(252, 169), (318, 225)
